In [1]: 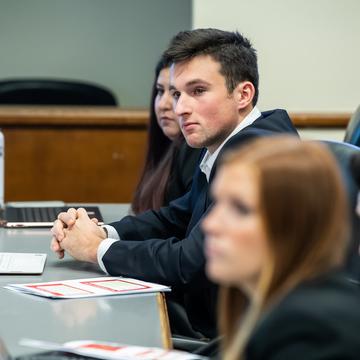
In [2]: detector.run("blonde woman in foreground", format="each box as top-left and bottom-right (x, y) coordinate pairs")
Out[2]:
(203, 136), (360, 360)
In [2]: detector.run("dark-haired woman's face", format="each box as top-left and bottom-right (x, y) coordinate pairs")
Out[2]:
(155, 67), (181, 141)
(202, 163), (268, 293)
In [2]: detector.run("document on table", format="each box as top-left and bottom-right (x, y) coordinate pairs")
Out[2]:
(20, 339), (207, 360)
(0, 252), (47, 274)
(5, 276), (170, 298)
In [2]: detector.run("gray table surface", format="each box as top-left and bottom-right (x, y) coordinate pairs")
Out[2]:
(0, 204), (170, 356)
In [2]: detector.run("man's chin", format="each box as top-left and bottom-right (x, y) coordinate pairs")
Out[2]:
(184, 137), (204, 149)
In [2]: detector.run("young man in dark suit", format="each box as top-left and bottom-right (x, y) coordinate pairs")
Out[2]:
(51, 28), (298, 338)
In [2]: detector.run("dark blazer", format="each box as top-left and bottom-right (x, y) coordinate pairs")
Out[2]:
(246, 272), (360, 360)
(103, 109), (298, 338)
(164, 142), (202, 205)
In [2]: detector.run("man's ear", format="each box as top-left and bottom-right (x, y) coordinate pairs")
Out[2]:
(234, 81), (255, 110)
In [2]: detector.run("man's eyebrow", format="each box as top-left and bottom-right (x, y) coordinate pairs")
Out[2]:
(184, 79), (211, 87)
(170, 79), (211, 93)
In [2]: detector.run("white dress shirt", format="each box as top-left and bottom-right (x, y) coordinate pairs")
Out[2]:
(98, 106), (261, 273)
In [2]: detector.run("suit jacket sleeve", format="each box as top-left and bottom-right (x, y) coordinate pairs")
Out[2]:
(110, 189), (193, 241)
(102, 216), (207, 286)
(102, 174), (209, 286)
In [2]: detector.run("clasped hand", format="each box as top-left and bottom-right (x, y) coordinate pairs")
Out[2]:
(50, 207), (107, 263)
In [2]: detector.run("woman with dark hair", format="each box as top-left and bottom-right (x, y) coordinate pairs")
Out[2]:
(202, 136), (360, 360)
(131, 57), (201, 214)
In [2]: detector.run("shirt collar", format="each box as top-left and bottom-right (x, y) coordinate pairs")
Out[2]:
(199, 106), (261, 182)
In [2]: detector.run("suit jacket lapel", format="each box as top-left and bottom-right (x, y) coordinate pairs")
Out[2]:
(186, 170), (209, 235)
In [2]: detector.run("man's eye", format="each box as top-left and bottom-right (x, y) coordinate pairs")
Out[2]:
(193, 88), (206, 96)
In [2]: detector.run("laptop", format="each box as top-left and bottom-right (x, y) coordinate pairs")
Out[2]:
(0, 203), (104, 228)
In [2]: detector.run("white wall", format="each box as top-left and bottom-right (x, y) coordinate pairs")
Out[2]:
(298, 128), (345, 141)
(193, 0), (360, 113)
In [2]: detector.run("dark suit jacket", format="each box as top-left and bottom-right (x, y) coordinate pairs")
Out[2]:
(246, 271), (360, 360)
(103, 109), (298, 337)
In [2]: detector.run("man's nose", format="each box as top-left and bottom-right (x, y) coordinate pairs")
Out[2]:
(174, 94), (191, 117)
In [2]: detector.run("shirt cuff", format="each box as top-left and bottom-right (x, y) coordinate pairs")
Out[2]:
(103, 225), (120, 240)
(97, 225), (121, 274)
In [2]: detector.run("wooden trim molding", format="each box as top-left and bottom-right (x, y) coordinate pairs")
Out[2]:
(0, 106), (149, 126)
(0, 106), (352, 128)
(289, 112), (350, 128)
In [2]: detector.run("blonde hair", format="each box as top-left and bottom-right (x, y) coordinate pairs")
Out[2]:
(217, 136), (349, 360)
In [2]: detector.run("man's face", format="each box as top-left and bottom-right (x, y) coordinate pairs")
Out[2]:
(170, 55), (241, 154)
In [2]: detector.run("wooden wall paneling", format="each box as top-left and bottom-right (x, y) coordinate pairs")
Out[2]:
(0, 107), (149, 203)
(0, 107), (351, 203)
(4, 126), (147, 202)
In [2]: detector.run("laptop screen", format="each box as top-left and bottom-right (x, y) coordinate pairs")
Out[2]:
(1, 206), (103, 228)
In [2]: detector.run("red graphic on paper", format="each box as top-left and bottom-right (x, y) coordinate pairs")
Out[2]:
(80, 343), (124, 351)
(27, 283), (93, 296)
(80, 279), (150, 293)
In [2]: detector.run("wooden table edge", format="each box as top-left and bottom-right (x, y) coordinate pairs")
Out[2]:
(156, 292), (173, 349)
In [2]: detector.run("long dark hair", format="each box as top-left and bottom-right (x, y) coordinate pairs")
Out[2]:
(131, 57), (183, 214)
